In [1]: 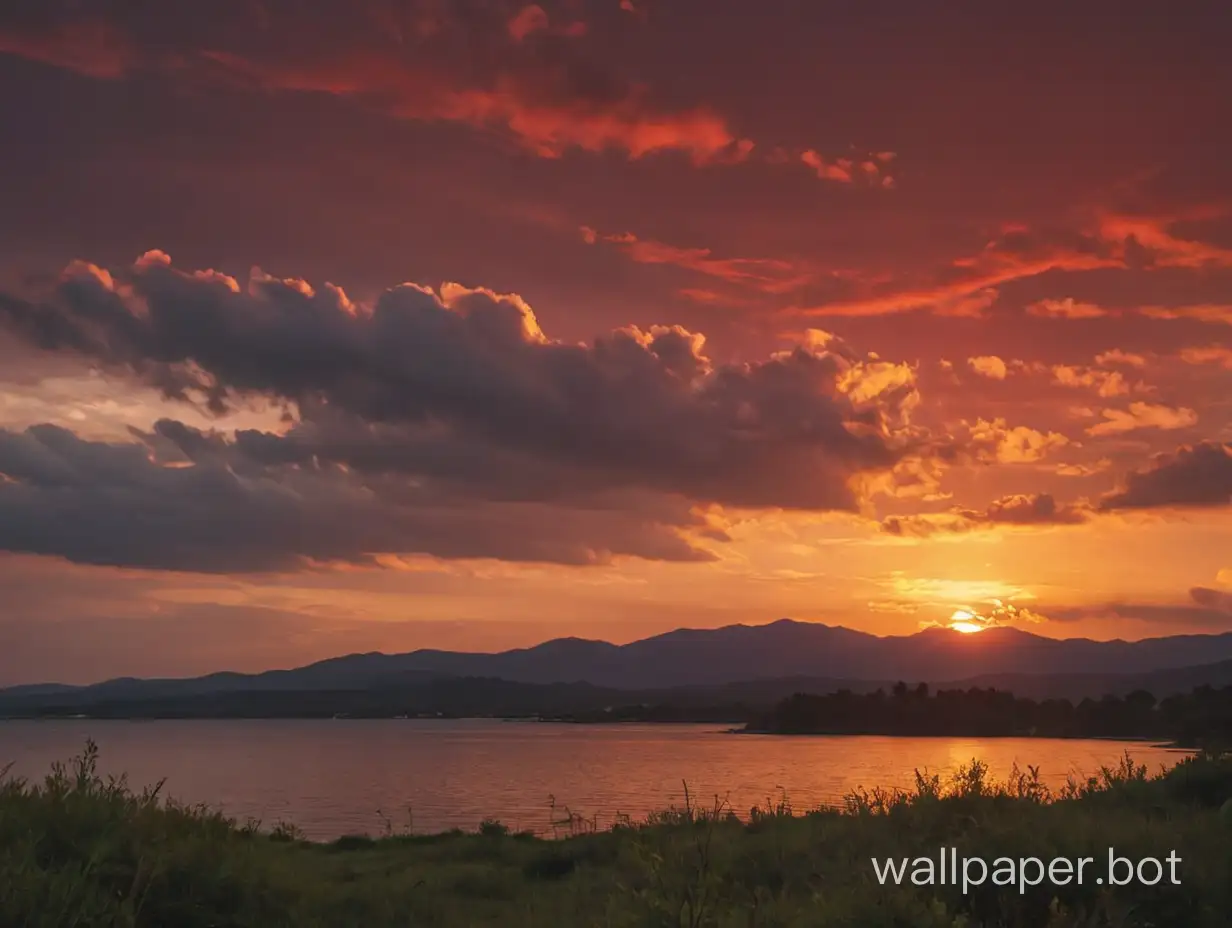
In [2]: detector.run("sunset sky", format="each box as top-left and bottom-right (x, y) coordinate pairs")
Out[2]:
(2, 1), (1232, 684)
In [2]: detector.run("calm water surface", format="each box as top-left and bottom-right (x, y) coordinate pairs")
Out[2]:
(0, 720), (1190, 840)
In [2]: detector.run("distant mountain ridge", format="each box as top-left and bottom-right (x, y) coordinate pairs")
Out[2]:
(6, 619), (1232, 709)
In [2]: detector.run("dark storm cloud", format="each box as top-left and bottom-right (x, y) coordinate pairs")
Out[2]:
(881, 435), (1232, 537)
(979, 493), (1088, 525)
(0, 252), (931, 572)
(1099, 441), (1232, 509)
(0, 253), (915, 514)
(0, 421), (719, 572)
(1046, 588), (1232, 629)
(1191, 586), (1232, 613)
(880, 493), (1092, 537)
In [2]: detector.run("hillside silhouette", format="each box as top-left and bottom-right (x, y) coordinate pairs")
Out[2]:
(6, 619), (1232, 719)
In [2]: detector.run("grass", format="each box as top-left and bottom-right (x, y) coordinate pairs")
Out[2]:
(2, 742), (1232, 926)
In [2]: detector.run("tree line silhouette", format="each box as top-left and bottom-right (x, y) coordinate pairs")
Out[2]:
(9, 674), (1232, 745)
(746, 682), (1232, 745)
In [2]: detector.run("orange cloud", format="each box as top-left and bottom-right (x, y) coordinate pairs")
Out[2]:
(1140, 304), (1232, 325)
(1026, 298), (1113, 319)
(967, 355), (1008, 380)
(1055, 458), (1113, 477)
(1008, 359), (1049, 375)
(789, 208), (1232, 320)
(1097, 210), (1232, 269)
(882, 493), (1091, 537)
(1051, 365), (1134, 397)
(1086, 402), (1199, 437)
(787, 225), (1118, 318)
(0, 11), (749, 165)
(1094, 349), (1147, 368)
(800, 150), (853, 183)
(205, 48), (750, 163)
(1179, 345), (1232, 369)
(788, 284), (1002, 319)
(2, 9), (900, 182)
(581, 227), (809, 292)
(967, 418), (1070, 464)
(675, 288), (752, 307)
(857, 453), (948, 503)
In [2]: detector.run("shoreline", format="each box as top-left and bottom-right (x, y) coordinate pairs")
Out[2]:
(1, 714), (1195, 750)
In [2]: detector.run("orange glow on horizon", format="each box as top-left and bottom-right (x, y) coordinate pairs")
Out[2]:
(949, 620), (987, 634)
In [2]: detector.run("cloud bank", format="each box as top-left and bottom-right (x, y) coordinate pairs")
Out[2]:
(0, 253), (928, 572)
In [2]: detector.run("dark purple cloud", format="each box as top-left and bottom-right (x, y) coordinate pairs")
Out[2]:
(0, 420), (720, 572)
(1046, 588), (1232, 630)
(1100, 441), (1232, 509)
(0, 252), (934, 572)
(881, 493), (1092, 536)
(0, 253), (918, 513)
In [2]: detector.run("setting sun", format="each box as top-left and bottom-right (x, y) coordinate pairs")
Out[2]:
(947, 610), (987, 634)
(949, 621), (986, 634)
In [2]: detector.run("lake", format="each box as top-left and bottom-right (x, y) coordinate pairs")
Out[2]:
(0, 720), (1191, 840)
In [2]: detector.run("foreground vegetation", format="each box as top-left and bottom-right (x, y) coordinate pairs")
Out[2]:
(3, 743), (1232, 927)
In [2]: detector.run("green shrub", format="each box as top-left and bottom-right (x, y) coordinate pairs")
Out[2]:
(2, 741), (1230, 927)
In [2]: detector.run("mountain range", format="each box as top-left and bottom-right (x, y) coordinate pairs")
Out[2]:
(5, 619), (1232, 717)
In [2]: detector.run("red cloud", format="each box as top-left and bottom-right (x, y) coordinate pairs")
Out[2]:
(581, 227), (810, 293)
(1, 10), (749, 165)
(1026, 298), (1113, 319)
(800, 149), (895, 187)
(1086, 402), (1198, 437)
(786, 207), (1232, 320)
(1140, 304), (1232, 325)
(675, 288), (753, 307)
(203, 48), (748, 163)
(0, 18), (132, 78)
(507, 5), (550, 42)
(1, 8), (893, 179)
(1097, 209), (1232, 269)
(1179, 346), (1232, 369)
(786, 225), (1118, 318)
(801, 150), (853, 184)
(507, 5), (587, 42)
